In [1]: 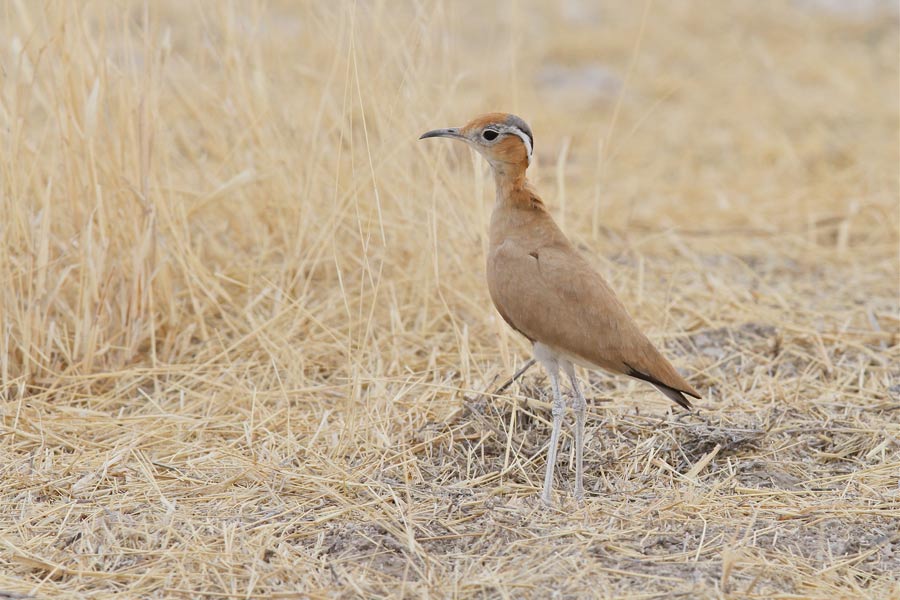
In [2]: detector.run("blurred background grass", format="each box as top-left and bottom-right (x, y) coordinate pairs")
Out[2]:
(0, 1), (898, 597)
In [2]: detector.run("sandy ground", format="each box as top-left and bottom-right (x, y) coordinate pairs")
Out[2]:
(1, 1), (898, 598)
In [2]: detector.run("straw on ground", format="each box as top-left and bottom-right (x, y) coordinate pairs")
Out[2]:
(1, 1), (898, 598)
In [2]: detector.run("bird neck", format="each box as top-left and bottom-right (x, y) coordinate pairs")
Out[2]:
(492, 166), (538, 210)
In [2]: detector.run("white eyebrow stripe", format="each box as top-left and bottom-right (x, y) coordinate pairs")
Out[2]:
(505, 125), (533, 165)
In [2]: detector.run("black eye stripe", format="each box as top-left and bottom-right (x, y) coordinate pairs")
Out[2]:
(504, 115), (533, 149)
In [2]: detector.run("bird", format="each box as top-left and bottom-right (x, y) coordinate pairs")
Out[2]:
(420, 112), (701, 506)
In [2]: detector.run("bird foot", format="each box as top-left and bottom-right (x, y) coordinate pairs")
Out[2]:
(574, 488), (585, 506)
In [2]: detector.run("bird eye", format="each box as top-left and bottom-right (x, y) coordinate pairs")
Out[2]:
(482, 129), (499, 141)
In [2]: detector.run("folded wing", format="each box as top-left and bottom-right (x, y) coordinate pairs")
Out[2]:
(487, 238), (700, 407)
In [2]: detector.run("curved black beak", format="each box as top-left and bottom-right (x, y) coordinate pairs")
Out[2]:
(419, 127), (462, 140)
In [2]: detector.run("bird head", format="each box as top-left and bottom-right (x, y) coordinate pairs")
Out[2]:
(420, 112), (533, 173)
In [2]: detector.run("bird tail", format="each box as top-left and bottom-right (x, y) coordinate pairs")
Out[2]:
(651, 383), (694, 411)
(624, 362), (699, 410)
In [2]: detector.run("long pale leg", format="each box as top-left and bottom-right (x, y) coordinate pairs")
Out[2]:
(563, 362), (587, 502)
(541, 371), (565, 506)
(534, 343), (563, 507)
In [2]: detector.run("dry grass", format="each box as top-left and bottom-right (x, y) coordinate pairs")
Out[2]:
(1, 1), (898, 598)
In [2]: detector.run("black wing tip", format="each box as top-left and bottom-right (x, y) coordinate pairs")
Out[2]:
(656, 385), (696, 411)
(625, 364), (699, 411)
(669, 389), (694, 411)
